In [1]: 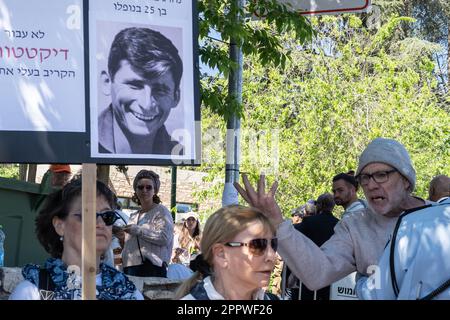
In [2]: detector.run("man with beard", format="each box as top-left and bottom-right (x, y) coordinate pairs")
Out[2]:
(332, 172), (367, 217)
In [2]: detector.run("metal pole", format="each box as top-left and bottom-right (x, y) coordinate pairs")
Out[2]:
(222, 0), (244, 206)
(171, 166), (177, 221)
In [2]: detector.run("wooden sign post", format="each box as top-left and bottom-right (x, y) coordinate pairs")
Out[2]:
(81, 163), (97, 300)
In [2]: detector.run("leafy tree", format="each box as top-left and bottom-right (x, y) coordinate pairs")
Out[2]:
(194, 13), (450, 218)
(198, 0), (313, 119)
(0, 164), (19, 179)
(373, 0), (449, 89)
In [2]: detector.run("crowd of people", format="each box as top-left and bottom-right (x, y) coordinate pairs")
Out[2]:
(8, 138), (450, 300)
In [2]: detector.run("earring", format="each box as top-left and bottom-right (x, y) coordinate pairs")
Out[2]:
(60, 236), (64, 242)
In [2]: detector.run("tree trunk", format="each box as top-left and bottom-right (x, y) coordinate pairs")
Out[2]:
(19, 164), (28, 181)
(447, 24), (450, 88)
(403, 0), (413, 37)
(27, 164), (37, 183)
(97, 165), (110, 186)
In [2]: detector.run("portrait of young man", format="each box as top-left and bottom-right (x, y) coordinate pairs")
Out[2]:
(98, 26), (184, 156)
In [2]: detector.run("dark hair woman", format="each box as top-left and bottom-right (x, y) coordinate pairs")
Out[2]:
(9, 178), (143, 300)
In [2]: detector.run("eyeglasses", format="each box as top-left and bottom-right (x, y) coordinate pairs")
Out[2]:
(225, 238), (278, 256)
(137, 185), (153, 191)
(356, 169), (398, 186)
(72, 210), (120, 226)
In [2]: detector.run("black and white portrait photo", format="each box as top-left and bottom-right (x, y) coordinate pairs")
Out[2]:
(89, 0), (199, 163)
(97, 25), (184, 156)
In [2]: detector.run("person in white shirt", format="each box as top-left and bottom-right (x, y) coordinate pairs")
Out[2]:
(356, 198), (450, 299)
(175, 205), (278, 300)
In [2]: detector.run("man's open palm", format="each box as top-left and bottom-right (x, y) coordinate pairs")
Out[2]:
(234, 174), (284, 227)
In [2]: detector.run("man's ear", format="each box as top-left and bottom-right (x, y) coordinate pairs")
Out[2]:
(402, 177), (411, 192)
(100, 70), (112, 96)
(172, 88), (181, 108)
(351, 186), (357, 198)
(212, 243), (228, 269)
(52, 216), (65, 237)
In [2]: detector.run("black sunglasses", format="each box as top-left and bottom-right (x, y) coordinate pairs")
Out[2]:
(72, 210), (120, 226)
(137, 185), (153, 191)
(225, 238), (278, 256)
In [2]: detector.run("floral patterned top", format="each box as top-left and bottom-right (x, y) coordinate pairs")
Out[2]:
(14, 258), (142, 300)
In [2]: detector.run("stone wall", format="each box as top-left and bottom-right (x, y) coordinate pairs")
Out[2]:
(0, 267), (183, 300)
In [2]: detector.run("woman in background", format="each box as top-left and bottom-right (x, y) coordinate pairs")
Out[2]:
(175, 205), (278, 300)
(121, 169), (173, 277)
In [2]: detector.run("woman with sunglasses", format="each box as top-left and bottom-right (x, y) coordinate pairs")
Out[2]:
(175, 205), (278, 300)
(172, 213), (201, 264)
(9, 178), (143, 300)
(120, 169), (174, 277)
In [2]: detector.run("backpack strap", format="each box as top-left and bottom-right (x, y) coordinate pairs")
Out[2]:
(420, 278), (450, 300)
(38, 268), (56, 300)
(264, 292), (280, 300)
(389, 203), (440, 298)
(358, 199), (367, 208)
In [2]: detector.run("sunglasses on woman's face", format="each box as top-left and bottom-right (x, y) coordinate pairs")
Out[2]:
(137, 185), (153, 191)
(225, 238), (278, 256)
(72, 210), (119, 226)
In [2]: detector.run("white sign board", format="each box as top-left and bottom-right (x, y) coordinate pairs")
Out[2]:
(0, 0), (200, 165)
(330, 272), (359, 300)
(278, 0), (371, 15)
(89, 0), (197, 161)
(0, 0), (85, 132)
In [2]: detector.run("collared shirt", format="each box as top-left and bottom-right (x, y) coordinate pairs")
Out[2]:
(343, 199), (367, 216)
(98, 105), (183, 155)
(181, 276), (267, 300)
(277, 198), (433, 292)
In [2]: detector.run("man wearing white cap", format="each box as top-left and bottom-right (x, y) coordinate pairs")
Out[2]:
(234, 138), (433, 296)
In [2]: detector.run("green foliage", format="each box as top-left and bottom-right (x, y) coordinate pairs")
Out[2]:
(0, 164), (19, 179)
(195, 13), (450, 218)
(198, 0), (313, 120)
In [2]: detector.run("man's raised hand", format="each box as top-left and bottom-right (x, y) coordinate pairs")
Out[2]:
(234, 174), (284, 227)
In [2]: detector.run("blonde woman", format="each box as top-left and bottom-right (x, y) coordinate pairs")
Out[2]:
(175, 205), (278, 300)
